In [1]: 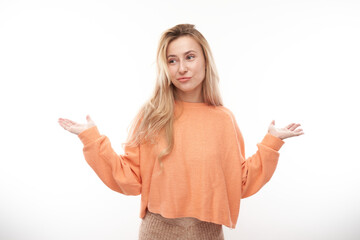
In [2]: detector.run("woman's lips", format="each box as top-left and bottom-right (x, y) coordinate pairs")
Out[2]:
(178, 77), (191, 82)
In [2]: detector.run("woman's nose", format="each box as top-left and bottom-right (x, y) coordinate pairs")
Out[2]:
(179, 60), (188, 73)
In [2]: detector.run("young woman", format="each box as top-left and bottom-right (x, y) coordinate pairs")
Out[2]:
(58, 23), (304, 240)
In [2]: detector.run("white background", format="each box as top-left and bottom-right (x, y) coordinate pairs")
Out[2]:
(1, 0), (359, 239)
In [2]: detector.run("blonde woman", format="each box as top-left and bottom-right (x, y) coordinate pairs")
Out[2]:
(58, 23), (304, 240)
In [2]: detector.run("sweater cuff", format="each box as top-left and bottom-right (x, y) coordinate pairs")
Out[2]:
(260, 133), (285, 151)
(78, 126), (101, 145)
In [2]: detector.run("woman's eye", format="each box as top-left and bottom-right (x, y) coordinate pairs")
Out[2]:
(168, 55), (194, 64)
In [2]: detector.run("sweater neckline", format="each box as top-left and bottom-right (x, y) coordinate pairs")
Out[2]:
(174, 100), (209, 107)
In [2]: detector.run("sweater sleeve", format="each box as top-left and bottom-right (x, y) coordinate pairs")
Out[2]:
(77, 125), (141, 196)
(232, 119), (285, 199)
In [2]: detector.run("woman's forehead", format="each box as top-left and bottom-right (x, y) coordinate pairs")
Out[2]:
(167, 36), (202, 56)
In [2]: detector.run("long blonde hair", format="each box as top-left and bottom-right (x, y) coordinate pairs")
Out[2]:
(122, 23), (223, 174)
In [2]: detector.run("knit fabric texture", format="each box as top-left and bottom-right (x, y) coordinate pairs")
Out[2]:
(138, 209), (224, 240)
(78, 100), (285, 229)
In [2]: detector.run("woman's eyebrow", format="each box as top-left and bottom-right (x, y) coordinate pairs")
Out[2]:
(167, 50), (197, 58)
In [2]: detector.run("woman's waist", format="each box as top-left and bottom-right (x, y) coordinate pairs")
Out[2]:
(146, 209), (203, 228)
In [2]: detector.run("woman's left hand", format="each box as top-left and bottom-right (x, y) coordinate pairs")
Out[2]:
(268, 120), (304, 140)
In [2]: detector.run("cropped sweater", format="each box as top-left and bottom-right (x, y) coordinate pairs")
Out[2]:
(77, 100), (285, 229)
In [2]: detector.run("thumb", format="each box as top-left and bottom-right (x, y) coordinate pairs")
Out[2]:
(268, 120), (275, 132)
(86, 115), (94, 124)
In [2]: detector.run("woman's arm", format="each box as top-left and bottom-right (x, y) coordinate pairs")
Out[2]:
(235, 119), (303, 198)
(238, 130), (285, 199)
(78, 126), (142, 196)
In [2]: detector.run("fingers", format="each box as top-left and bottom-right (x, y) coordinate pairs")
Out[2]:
(294, 131), (304, 136)
(285, 123), (301, 131)
(58, 118), (72, 123)
(58, 118), (76, 131)
(59, 119), (71, 127)
(63, 120), (74, 127)
(288, 127), (304, 137)
(67, 119), (77, 125)
(289, 123), (301, 131)
(295, 128), (304, 135)
(59, 118), (78, 125)
(286, 123), (295, 129)
(282, 122), (305, 139)
(58, 120), (69, 130)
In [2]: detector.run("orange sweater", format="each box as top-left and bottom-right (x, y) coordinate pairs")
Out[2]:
(78, 100), (285, 229)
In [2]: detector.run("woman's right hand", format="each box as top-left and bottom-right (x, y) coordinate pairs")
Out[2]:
(58, 115), (96, 135)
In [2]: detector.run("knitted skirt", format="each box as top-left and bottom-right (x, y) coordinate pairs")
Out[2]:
(138, 209), (225, 240)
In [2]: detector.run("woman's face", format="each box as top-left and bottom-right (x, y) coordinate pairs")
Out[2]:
(166, 35), (206, 102)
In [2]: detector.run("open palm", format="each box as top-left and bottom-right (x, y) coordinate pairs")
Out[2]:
(268, 120), (304, 140)
(58, 115), (96, 135)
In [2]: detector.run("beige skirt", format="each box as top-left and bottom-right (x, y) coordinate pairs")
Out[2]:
(138, 209), (224, 240)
